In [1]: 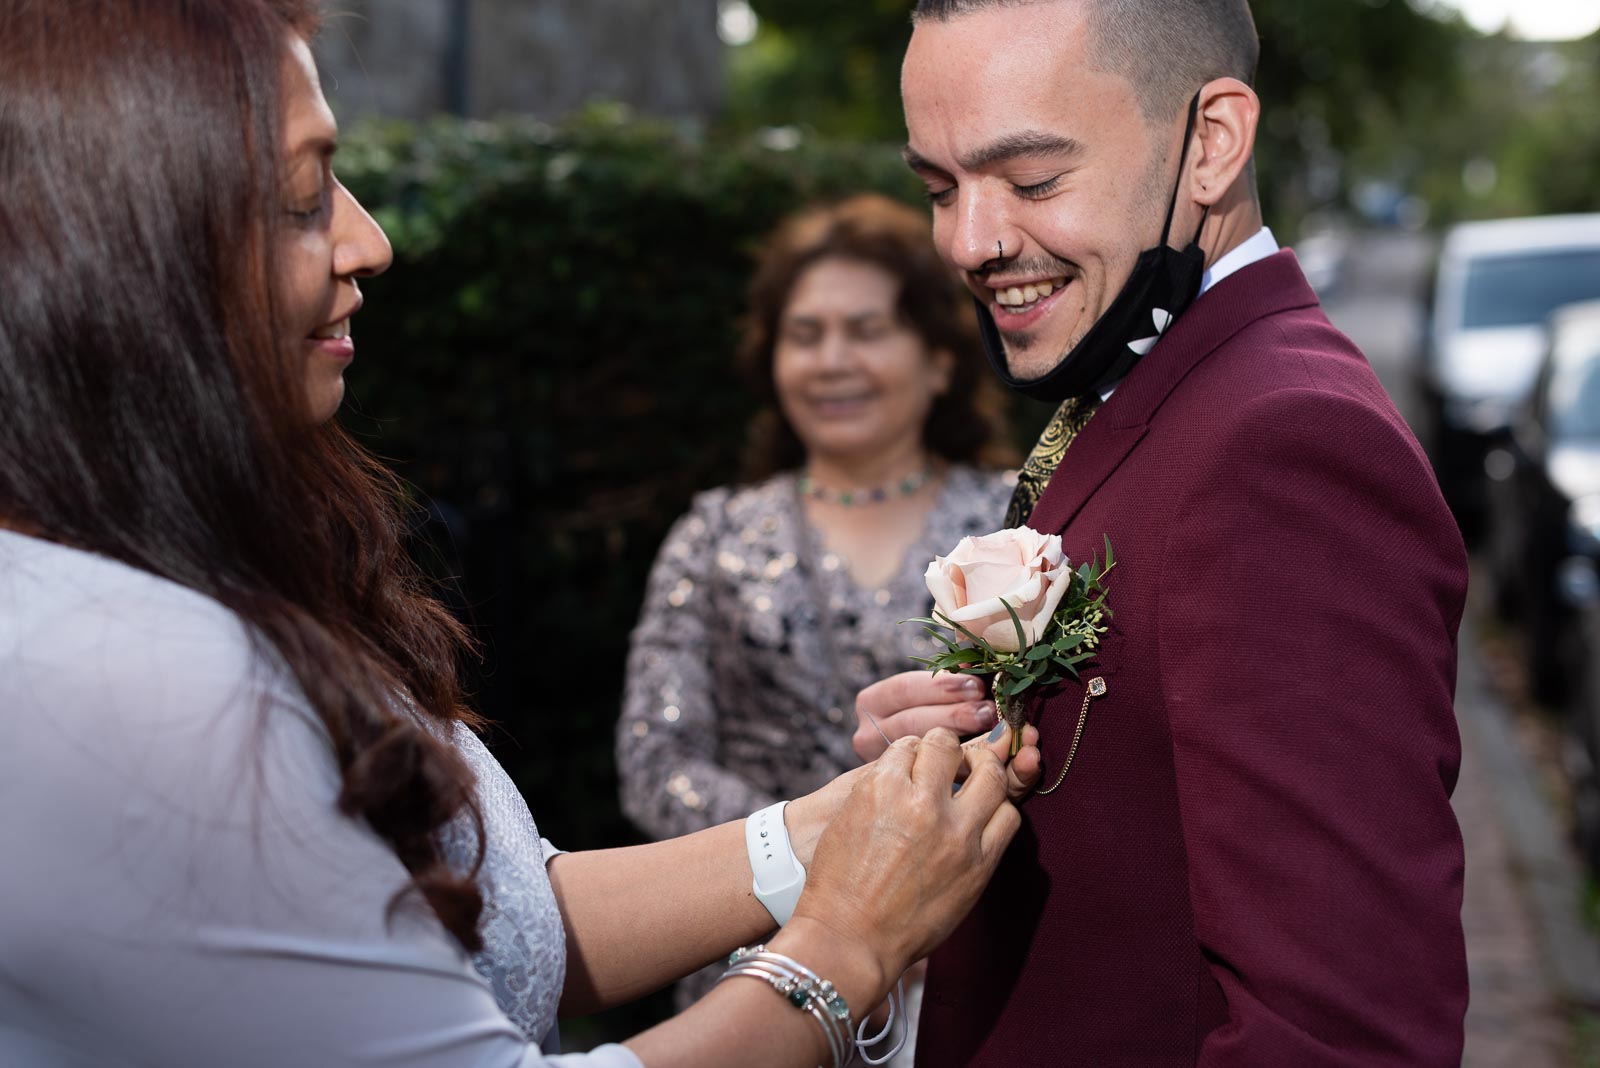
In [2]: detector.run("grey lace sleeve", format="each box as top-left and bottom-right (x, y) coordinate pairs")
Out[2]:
(616, 493), (778, 840)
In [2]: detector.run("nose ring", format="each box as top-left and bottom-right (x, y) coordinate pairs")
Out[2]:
(997, 241), (1004, 259)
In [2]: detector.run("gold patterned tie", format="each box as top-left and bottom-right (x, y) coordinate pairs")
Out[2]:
(1005, 396), (1101, 528)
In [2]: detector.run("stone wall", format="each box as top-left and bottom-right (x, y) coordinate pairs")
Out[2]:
(315, 0), (722, 123)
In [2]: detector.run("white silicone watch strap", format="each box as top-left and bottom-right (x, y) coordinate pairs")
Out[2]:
(745, 800), (806, 927)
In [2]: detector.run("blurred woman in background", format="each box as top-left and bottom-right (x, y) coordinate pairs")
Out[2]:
(0, 5), (1039, 1066)
(616, 195), (1020, 1055)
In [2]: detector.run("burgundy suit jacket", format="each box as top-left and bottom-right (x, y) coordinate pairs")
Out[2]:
(917, 251), (1468, 1066)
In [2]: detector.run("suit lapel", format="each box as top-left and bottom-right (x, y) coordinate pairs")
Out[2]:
(1026, 249), (1321, 536)
(1027, 422), (1146, 534)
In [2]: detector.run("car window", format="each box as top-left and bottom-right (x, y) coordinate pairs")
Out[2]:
(1549, 342), (1600, 441)
(1461, 248), (1600, 329)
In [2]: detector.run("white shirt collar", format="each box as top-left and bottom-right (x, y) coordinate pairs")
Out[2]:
(1200, 226), (1279, 294)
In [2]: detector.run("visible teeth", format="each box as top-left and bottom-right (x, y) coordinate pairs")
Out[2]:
(995, 278), (1066, 309)
(312, 318), (349, 340)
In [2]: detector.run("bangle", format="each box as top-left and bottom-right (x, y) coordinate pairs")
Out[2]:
(745, 801), (806, 927)
(718, 944), (852, 1068)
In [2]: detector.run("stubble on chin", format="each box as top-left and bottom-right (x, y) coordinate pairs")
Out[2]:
(999, 339), (1062, 381)
(999, 328), (1035, 354)
(999, 325), (1084, 382)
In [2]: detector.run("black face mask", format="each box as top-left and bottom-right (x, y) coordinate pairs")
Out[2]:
(977, 93), (1209, 403)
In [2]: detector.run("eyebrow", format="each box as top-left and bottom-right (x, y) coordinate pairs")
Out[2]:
(784, 310), (891, 325)
(289, 134), (339, 160)
(903, 129), (1086, 176)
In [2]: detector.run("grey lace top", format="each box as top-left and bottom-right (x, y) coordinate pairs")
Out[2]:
(437, 727), (569, 1046)
(0, 529), (641, 1068)
(616, 466), (1014, 840)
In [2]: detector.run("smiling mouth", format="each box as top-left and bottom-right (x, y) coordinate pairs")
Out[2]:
(991, 276), (1069, 316)
(309, 318), (350, 341)
(807, 390), (879, 414)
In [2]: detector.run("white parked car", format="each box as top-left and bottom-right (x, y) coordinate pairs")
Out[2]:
(1419, 213), (1600, 533)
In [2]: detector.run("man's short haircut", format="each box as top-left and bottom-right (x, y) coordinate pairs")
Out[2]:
(913, 0), (1259, 124)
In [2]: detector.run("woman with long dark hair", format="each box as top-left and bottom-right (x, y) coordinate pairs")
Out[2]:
(0, 3), (1038, 1065)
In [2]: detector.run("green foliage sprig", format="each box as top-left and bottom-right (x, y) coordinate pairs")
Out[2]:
(905, 537), (1115, 754)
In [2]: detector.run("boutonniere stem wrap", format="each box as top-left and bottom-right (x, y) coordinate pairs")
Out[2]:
(906, 530), (1114, 756)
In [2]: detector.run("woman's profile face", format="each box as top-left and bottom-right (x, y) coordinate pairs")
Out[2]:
(773, 257), (953, 466)
(278, 37), (392, 424)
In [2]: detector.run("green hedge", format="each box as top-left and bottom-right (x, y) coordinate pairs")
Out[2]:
(339, 108), (929, 849)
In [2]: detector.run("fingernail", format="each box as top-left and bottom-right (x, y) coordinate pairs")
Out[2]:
(962, 677), (984, 694)
(977, 701), (997, 727)
(986, 721), (1007, 743)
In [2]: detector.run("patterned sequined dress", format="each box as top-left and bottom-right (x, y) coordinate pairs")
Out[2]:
(614, 466), (1013, 1019)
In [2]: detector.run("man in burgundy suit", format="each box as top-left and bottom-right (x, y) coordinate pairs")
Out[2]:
(853, 1), (1469, 1064)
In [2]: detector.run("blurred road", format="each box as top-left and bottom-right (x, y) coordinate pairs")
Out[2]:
(1320, 230), (1432, 415)
(1321, 232), (1585, 1067)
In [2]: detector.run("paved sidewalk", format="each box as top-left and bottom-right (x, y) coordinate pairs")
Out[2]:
(1457, 694), (1570, 1065)
(1456, 617), (1600, 1066)
(1322, 233), (1600, 1066)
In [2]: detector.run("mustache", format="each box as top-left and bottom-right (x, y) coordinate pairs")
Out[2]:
(973, 255), (1075, 282)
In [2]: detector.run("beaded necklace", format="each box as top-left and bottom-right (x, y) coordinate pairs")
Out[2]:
(796, 464), (935, 507)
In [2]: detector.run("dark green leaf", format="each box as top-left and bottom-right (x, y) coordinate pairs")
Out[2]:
(1000, 598), (1028, 652)
(941, 613), (991, 651)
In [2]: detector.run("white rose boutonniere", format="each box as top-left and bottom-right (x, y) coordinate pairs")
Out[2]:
(906, 530), (1114, 756)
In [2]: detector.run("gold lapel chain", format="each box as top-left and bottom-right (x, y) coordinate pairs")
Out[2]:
(1036, 676), (1107, 795)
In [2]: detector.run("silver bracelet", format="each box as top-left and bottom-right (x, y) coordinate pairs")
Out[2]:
(718, 945), (853, 1068)
(725, 963), (849, 1068)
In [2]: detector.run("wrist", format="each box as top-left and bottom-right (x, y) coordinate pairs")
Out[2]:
(769, 913), (890, 1014)
(784, 767), (862, 869)
(746, 801), (806, 927)
(782, 792), (826, 870)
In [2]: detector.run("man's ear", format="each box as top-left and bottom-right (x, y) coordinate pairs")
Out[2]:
(1189, 77), (1259, 208)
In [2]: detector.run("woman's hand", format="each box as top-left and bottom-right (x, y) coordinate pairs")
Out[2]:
(787, 722), (1039, 870)
(853, 669), (998, 761)
(781, 729), (1028, 992)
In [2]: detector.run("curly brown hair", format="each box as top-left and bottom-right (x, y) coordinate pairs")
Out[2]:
(738, 194), (1018, 481)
